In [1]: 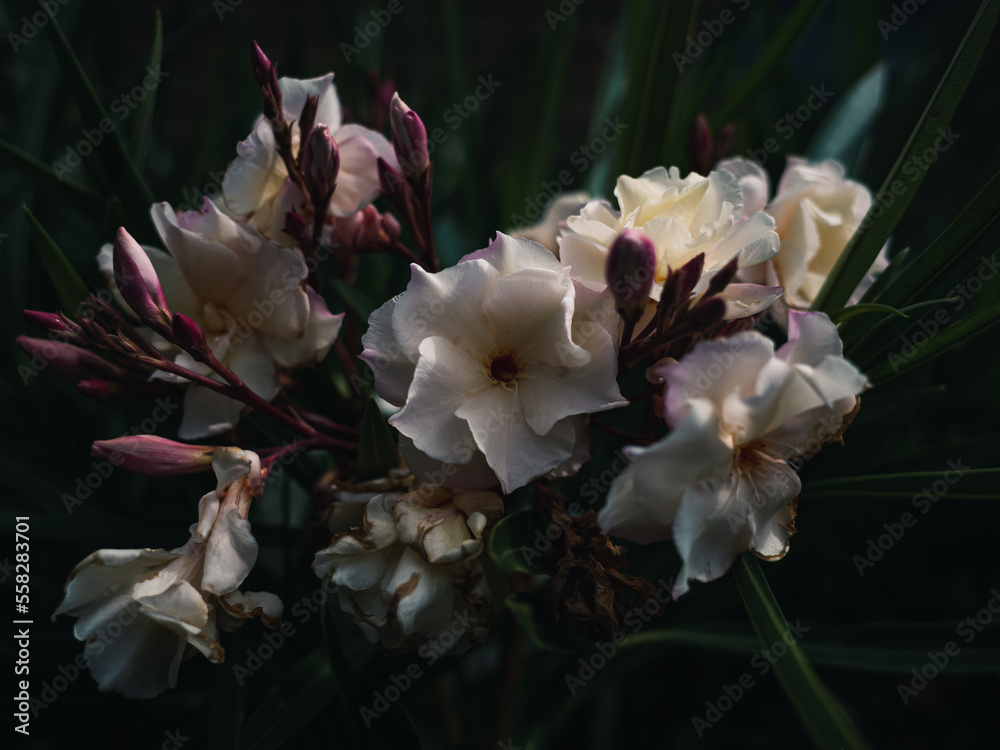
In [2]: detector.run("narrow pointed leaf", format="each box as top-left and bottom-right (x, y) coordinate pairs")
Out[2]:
(733, 553), (871, 750)
(128, 10), (163, 169)
(23, 205), (90, 316)
(0, 138), (104, 213)
(829, 303), (907, 324)
(812, 0), (1000, 313)
(804, 468), (1000, 498)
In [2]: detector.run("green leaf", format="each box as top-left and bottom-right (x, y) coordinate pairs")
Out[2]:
(41, 6), (156, 234)
(488, 510), (556, 576)
(128, 10), (163, 170)
(712, 0), (831, 126)
(804, 468), (1000, 499)
(0, 139), (104, 213)
(863, 298), (1000, 383)
(235, 647), (336, 750)
(329, 275), (375, 320)
(869, 169), (1000, 310)
(733, 553), (871, 750)
(812, 0), (1000, 313)
(22, 205), (90, 316)
(357, 397), (398, 480)
(829, 302), (907, 324)
(506, 592), (592, 653)
(808, 62), (887, 171)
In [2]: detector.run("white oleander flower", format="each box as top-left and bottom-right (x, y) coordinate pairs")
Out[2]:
(313, 487), (503, 654)
(222, 73), (398, 245)
(557, 166), (783, 320)
(719, 157), (885, 314)
(598, 311), (867, 597)
(99, 201), (343, 438)
(53, 449), (281, 698)
(360, 233), (628, 493)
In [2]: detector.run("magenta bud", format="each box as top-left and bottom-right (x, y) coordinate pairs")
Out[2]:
(381, 212), (402, 241)
(390, 93), (429, 178)
(113, 228), (170, 328)
(23, 310), (69, 334)
(301, 125), (340, 202)
(284, 210), (309, 241)
(686, 114), (714, 175)
(704, 255), (740, 298)
(77, 379), (121, 400)
(688, 296), (727, 329)
(606, 230), (657, 322)
(299, 95), (319, 143)
(92, 435), (215, 476)
(250, 41), (272, 87)
(172, 313), (210, 358)
(16, 336), (121, 382)
(377, 157), (405, 198)
(666, 252), (706, 313)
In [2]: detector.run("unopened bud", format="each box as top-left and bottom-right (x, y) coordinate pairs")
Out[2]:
(606, 230), (656, 323)
(704, 255), (740, 298)
(686, 114), (714, 175)
(77, 379), (121, 400)
(23, 310), (69, 334)
(390, 93), (429, 178)
(113, 227), (170, 329)
(16, 337), (121, 382)
(299, 95), (318, 143)
(301, 125), (340, 202)
(688, 296), (726, 329)
(172, 313), (210, 359)
(381, 212), (402, 241)
(92, 435), (215, 476)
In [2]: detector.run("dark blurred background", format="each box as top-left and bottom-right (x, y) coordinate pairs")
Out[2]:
(1, 0), (999, 748)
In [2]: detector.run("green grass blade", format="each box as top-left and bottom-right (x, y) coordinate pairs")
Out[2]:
(712, 0), (831, 126)
(804, 468), (1000, 498)
(829, 302), (907, 324)
(863, 298), (1000, 383)
(733, 553), (871, 750)
(128, 10), (163, 170)
(0, 138), (104, 213)
(22, 205), (90, 316)
(812, 0), (1000, 313)
(42, 6), (156, 234)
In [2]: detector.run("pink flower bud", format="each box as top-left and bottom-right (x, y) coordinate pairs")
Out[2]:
(685, 114), (714, 175)
(301, 125), (340, 202)
(172, 313), (208, 354)
(390, 93), (429, 178)
(77, 379), (121, 400)
(606, 230), (657, 322)
(16, 337), (121, 382)
(23, 310), (70, 334)
(381, 212), (401, 241)
(687, 296), (726, 329)
(92, 435), (215, 476)
(377, 157), (405, 199)
(250, 41), (272, 87)
(661, 252), (705, 316)
(113, 228), (170, 328)
(298, 95), (319, 143)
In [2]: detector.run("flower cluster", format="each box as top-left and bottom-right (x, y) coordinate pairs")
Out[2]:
(28, 44), (879, 699)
